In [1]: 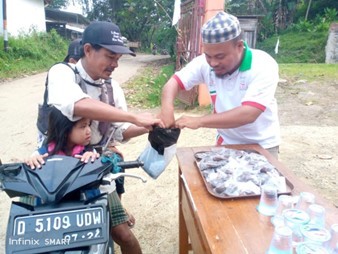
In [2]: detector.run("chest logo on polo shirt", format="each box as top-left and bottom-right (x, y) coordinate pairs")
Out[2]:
(209, 69), (216, 87)
(239, 76), (248, 90)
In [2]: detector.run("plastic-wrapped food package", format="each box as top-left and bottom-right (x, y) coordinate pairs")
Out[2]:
(138, 127), (180, 179)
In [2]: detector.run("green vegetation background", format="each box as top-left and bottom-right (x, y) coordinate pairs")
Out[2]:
(0, 22), (337, 108)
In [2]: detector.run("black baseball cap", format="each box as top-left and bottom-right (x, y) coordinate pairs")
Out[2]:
(64, 38), (82, 62)
(82, 21), (135, 57)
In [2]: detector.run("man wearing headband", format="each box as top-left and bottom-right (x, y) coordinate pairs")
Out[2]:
(160, 12), (280, 158)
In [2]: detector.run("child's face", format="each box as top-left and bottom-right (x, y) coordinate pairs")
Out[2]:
(68, 118), (91, 147)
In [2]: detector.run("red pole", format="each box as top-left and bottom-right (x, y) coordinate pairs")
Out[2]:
(3, 0), (8, 51)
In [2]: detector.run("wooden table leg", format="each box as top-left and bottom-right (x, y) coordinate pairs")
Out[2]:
(179, 173), (190, 254)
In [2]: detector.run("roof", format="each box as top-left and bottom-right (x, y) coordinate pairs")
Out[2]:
(65, 24), (84, 33)
(45, 7), (90, 26)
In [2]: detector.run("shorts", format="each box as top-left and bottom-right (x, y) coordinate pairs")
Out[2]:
(107, 191), (128, 227)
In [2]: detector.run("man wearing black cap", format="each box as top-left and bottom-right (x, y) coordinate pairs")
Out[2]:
(62, 37), (142, 229)
(64, 38), (82, 64)
(45, 21), (155, 254)
(160, 11), (280, 158)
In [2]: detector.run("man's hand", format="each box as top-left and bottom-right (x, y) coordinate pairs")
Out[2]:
(175, 115), (201, 130)
(75, 151), (100, 163)
(25, 153), (49, 170)
(158, 109), (176, 128)
(134, 113), (164, 130)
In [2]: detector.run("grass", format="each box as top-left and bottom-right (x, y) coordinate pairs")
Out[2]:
(0, 29), (68, 81)
(279, 64), (338, 82)
(124, 59), (175, 108)
(257, 31), (328, 64)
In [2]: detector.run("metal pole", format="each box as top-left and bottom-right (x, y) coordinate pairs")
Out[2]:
(3, 0), (8, 51)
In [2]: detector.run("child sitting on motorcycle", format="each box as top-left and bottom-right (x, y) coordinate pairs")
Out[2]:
(25, 106), (99, 169)
(25, 107), (142, 253)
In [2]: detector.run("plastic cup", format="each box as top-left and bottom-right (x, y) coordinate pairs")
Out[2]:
(267, 226), (293, 254)
(257, 183), (278, 216)
(328, 224), (338, 253)
(271, 195), (294, 227)
(306, 204), (326, 228)
(296, 192), (315, 211)
(296, 242), (330, 254)
(300, 224), (331, 247)
(283, 208), (310, 245)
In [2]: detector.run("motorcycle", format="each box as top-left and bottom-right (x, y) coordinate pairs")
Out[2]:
(0, 153), (146, 254)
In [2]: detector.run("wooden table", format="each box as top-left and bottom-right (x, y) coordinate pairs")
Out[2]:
(177, 144), (338, 254)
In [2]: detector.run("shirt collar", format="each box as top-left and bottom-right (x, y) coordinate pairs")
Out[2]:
(239, 41), (252, 72)
(76, 60), (105, 85)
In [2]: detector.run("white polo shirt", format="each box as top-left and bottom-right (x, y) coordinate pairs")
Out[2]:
(47, 60), (131, 146)
(174, 44), (280, 149)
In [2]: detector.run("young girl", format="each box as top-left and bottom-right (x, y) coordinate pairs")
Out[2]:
(26, 107), (99, 169)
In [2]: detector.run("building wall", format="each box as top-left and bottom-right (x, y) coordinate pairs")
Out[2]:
(0, 0), (4, 34)
(0, 0), (46, 36)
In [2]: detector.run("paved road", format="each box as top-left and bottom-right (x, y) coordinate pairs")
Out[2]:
(0, 54), (169, 253)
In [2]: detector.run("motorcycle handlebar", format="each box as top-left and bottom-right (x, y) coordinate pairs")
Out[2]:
(116, 160), (144, 169)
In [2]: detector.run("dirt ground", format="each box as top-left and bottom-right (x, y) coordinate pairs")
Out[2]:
(0, 54), (337, 254)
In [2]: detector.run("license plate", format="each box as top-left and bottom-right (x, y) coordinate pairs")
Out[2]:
(8, 206), (107, 252)
(14, 207), (104, 236)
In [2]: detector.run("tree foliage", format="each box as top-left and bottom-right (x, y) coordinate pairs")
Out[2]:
(49, 0), (336, 52)
(48, 0), (70, 9)
(83, 0), (176, 52)
(226, 0), (337, 39)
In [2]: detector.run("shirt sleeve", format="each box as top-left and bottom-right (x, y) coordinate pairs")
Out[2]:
(47, 63), (90, 121)
(242, 52), (279, 109)
(174, 54), (208, 91)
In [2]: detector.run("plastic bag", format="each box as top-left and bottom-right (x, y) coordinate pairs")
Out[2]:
(138, 127), (180, 179)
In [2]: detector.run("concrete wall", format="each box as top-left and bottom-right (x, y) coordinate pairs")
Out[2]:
(0, 0), (46, 37)
(325, 23), (338, 64)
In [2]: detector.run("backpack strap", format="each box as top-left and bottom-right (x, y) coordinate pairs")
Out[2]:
(43, 62), (80, 106)
(104, 78), (115, 107)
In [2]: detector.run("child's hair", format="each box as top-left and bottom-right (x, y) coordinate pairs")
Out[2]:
(47, 107), (76, 155)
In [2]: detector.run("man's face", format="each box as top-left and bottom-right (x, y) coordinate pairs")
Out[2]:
(84, 44), (122, 80)
(203, 40), (244, 77)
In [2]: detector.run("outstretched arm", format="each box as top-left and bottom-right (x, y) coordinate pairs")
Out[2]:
(159, 77), (180, 127)
(175, 105), (262, 129)
(74, 98), (163, 130)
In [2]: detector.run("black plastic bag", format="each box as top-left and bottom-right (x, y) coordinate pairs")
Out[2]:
(138, 127), (180, 179)
(148, 127), (181, 155)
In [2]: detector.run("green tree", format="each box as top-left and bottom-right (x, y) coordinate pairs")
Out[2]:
(48, 0), (70, 9)
(84, 0), (175, 53)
